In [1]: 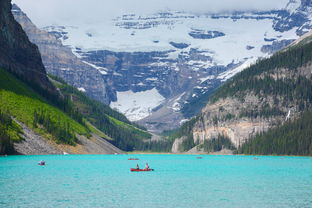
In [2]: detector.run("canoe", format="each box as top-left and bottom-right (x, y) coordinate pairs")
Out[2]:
(130, 168), (154, 172)
(38, 160), (45, 166)
(128, 158), (139, 160)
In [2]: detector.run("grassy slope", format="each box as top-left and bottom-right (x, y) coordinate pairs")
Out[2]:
(0, 68), (89, 144)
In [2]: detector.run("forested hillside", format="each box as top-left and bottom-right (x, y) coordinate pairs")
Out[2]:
(170, 32), (312, 155)
(0, 110), (22, 154)
(238, 110), (312, 156)
(49, 75), (154, 151)
(50, 75), (177, 152)
(0, 68), (91, 153)
(211, 38), (312, 108)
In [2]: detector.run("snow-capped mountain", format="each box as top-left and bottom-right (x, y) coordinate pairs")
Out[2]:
(13, 0), (312, 132)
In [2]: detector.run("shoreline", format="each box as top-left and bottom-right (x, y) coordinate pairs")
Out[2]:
(128, 152), (312, 157)
(1, 152), (311, 157)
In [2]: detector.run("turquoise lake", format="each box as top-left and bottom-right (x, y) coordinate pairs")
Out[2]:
(0, 155), (311, 208)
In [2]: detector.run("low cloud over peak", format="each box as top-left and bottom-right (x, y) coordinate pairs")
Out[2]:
(13, 0), (289, 27)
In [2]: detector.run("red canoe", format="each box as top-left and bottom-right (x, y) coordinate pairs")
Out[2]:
(128, 158), (139, 160)
(130, 168), (154, 172)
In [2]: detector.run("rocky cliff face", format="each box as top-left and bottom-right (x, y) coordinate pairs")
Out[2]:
(11, 4), (110, 104)
(273, 0), (312, 35)
(192, 95), (275, 148)
(77, 48), (224, 131)
(0, 0), (56, 95)
(171, 136), (187, 153)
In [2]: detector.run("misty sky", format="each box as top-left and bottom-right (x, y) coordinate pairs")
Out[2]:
(13, 0), (289, 27)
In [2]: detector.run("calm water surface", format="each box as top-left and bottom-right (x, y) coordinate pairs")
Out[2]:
(0, 155), (311, 208)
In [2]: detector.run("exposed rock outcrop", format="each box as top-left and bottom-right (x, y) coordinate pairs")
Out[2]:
(171, 136), (187, 153)
(192, 95), (274, 148)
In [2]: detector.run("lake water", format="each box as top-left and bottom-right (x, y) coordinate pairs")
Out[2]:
(0, 155), (311, 208)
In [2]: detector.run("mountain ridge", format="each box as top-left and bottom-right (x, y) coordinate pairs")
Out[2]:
(12, 0), (312, 132)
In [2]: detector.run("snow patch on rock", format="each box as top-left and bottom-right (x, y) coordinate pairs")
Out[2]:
(110, 88), (165, 121)
(78, 87), (86, 92)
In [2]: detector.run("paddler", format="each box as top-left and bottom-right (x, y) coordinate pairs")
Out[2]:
(145, 163), (149, 170)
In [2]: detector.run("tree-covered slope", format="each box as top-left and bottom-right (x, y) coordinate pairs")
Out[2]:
(0, 68), (90, 147)
(238, 110), (312, 156)
(49, 75), (153, 151)
(0, 110), (23, 154)
(211, 38), (312, 106)
(0, 66), (154, 153)
(171, 31), (312, 155)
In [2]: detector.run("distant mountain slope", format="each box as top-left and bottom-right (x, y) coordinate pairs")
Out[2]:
(13, 0), (312, 132)
(171, 30), (312, 155)
(49, 75), (153, 151)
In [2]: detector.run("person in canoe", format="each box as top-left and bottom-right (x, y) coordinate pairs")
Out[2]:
(38, 160), (45, 166)
(144, 163), (149, 170)
(136, 164), (139, 169)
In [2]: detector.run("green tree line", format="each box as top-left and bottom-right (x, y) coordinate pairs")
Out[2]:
(33, 108), (79, 145)
(202, 134), (236, 153)
(238, 111), (312, 156)
(164, 118), (198, 152)
(212, 39), (312, 105)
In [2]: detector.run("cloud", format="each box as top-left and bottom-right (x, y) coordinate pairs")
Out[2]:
(13, 0), (289, 27)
